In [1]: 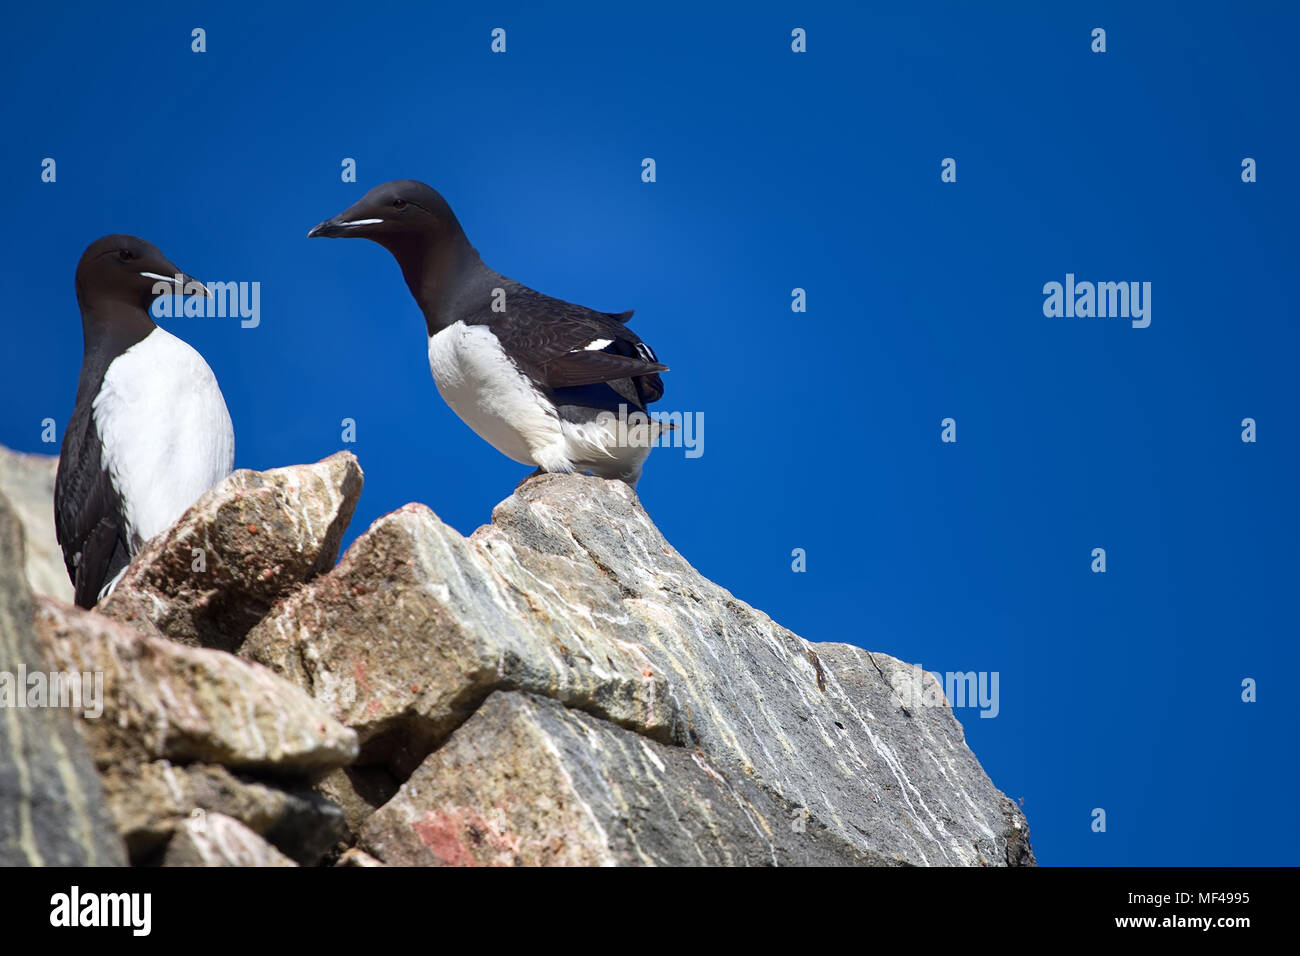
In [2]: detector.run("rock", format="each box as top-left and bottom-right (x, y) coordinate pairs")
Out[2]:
(812, 643), (1037, 866)
(100, 761), (346, 865)
(360, 691), (871, 866)
(35, 596), (356, 865)
(337, 847), (386, 867)
(0, 493), (125, 866)
(98, 452), (363, 651)
(245, 473), (1033, 866)
(1, 451), (365, 868)
(0, 445), (73, 602)
(161, 812), (296, 867)
(37, 597), (359, 773)
(4, 439), (1032, 867)
(242, 501), (683, 780)
(1001, 795), (1036, 866)
(313, 765), (401, 844)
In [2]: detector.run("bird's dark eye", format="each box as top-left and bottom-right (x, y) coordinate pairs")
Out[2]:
(392, 198), (407, 209)
(118, 249), (133, 261)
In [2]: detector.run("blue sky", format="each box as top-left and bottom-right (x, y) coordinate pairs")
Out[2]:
(1, 2), (1295, 865)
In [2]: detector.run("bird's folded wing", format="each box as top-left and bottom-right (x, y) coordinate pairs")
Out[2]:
(484, 303), (666, 390)
(54, 412), (129, 605)
(539, 349), (668, 389)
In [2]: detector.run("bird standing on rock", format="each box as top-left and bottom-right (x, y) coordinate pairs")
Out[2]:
(55, 235), (234, 608)
(309, 180), (669, 486)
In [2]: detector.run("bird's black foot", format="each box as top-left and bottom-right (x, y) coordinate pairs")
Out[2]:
(514, 467), (547, 491)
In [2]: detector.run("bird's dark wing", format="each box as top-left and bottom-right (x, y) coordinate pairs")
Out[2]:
(540, 347), (665, 389)
(54, 403), (130, 608)
(480, 285), (666, 407)
(551, 333), (666, 409)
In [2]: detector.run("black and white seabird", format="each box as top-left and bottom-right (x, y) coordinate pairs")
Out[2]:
(55, 235), (234, 608)
(308, 180), (669, 485)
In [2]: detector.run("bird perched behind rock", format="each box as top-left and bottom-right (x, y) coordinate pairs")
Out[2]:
(55, 235), (234, 608)
(309, 180), (669, 486)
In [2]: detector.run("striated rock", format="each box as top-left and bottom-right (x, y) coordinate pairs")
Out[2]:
(0, 445), (73, 602)
(161, 812), (296, 867)
(360, 691), (871, 866)
(98, 453), (363, 651)
(242, 500), (681, 778)
(813, 644), (1037, 866)
(37, 597), (359, 773)
(0, 493), (125, 866)
(246, 473), (1032, 866)
(4, 440), (1032, 867)
(1002, 796), (1035, 866)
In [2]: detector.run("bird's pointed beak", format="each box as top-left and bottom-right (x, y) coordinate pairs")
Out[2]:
(307, 218), (343, 238)
(308, 199), (384, 238)
(140, 269), (211, 297)
(308, 217), (386, 238)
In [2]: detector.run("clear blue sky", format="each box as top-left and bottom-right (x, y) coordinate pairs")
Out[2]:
(1, 1), (1295, 865)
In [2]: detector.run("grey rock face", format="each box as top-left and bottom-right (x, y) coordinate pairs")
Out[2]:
(0, 493), (125, 866)
(2, 443), (1032, 867)
(359, 690), (871, 866)
(245, 473), (1033, 866)
(0, 446), (73, 602)
(812, 643), (1034, 866)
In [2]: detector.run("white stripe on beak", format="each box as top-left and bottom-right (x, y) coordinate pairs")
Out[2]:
(338, 218), (384, 226)
(139, 271), (178, 283)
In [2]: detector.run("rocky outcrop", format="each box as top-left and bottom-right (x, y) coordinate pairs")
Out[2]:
(358, 690), (869, 866)
(242, 473), (1031, 866)
(0, 444), (1033, 866)
(98, 761), (344, 864)
(0, 493), (124, 865)
(0, 445), (73, 602)
(39, 599), (358, 772)
(36, 568), (358, 864)
(0, 452), (360, 866)
(98, 453), (362, 652)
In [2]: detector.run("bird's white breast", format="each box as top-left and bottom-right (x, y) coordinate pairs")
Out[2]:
(94, 327), (235, 548)
(427, 321), (561, 467)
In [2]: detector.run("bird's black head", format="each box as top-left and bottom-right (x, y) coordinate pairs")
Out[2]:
(307, 180), (466, 249)
(74, 235), (209, 311)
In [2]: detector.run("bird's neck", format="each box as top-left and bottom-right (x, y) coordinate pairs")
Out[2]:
(76, 298), (156, 357)
(72, 300), (156, 406)
(387, 236), (490, 337)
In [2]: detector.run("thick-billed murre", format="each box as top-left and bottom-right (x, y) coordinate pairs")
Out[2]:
(308, 180), (669, 485)
(54, 235), (234, 608)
